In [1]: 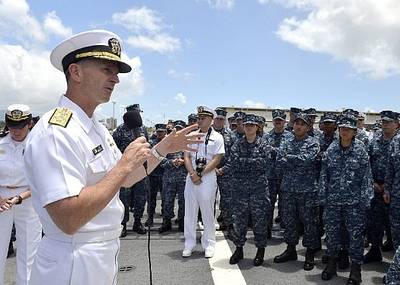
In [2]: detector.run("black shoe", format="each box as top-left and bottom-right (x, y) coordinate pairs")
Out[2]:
(382, 275), (386, 284)
(217, 214), (223, 223)
(7, 241), (14, 258)
(274, 245), (297, 263)
(253, 248), (265, 266)
(363, 246), (382, 263)
(338, 249), (350, 270)
(132, 221), (147, 235)
(347, 263), (361, 285)
(382, 240), (394, 252)
(274, 216), (281, 224)
(229, 247), (244, 264)
(321, 256), (337, 281)
(144, 217), (153, 227)
(158, 220), (172, 234)
(304, 248), (315, 271)
(120, 225), (128, 238)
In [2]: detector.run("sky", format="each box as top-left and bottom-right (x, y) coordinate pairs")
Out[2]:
(1, 0), (399, 125)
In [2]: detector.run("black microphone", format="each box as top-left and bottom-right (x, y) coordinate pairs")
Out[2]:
(125, 110), (148, 170)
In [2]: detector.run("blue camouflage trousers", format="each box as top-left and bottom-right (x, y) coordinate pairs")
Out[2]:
(367, 192), (391, 247)
(386, 245), (400, 285)
(231, 178), (270, 248)
(281, 192), (320, 249)
(162, 176), (185, 221)
(148, 175), (163, 217)
(131, 178), (148, 221)
(119, 187), (132, 225)
(390, 202), (400, 250)
(217, 175), (232, 226)
(325, 204), (366, 264)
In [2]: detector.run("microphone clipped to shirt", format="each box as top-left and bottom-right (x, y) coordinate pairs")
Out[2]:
(124, 110), (148, 171)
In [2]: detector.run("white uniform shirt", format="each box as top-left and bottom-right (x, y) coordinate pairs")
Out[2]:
(24, 95), (123, 239)
(188, 128), (225, 173)
(0, 134), (29, 190)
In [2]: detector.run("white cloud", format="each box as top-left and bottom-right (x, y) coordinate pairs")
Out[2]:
(243, 100), (267, 108)
(174, 93), (187, 104)
(0, 0), (46, 45)
(272, 0), (400, 79)
(112, 7), (162, 34)
(112, 7), (181, 53)
(199, 0), (235, 10)
(167, 69), (194, 80)
(43, 11), (73, 38)
(126, 34), (181, 53)
(258, 0), (270, 4)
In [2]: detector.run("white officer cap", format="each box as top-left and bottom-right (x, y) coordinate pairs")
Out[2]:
(197, 106), (216, 118)
(6, 104), (32, 128)
(50, 29), (132, 73)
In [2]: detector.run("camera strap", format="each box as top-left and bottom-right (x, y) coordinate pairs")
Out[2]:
(195, 127), (212, 160)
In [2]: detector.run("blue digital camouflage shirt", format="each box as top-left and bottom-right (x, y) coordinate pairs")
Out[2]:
(369, 133), (395, 183)
(229, 136), (271, 179)
(263, 129), (292, 179)
(385, 134), (400, 202)
(276, 135), (320, 193)
(319, 139), (373, 207)
(112, 124), (148, 153)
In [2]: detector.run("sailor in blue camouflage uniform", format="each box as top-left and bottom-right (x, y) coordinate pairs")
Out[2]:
(255, 115), (266, 137)
(213, 108), (234, 231)
(158, 120), (188, 233)
(342, 109), (369, 148)
(385, 114), (400, 282)
(187, 113), (198, 127)
(263, 109), (292, 233)
(386, 246), (400, 285)
(274, 112), (321, 271)
(305, 108), (322, 139)
(232, 111), (246, 141)
(113, 107), (149, 236)
(285, 107), (302, 132)
(228, 114), (237, 132)
(146, 123), (167, 227)
(364, 111), (398, 264)
(319, 115), (373, 285)
(228, 114), (271, 267)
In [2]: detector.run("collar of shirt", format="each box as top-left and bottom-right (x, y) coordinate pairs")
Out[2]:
(58, 95), (94, 134)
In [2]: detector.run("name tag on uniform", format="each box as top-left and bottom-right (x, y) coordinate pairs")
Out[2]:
(92, 145), (104, 155)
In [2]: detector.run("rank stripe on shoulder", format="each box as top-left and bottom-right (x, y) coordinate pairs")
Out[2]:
(48, 108), (73, 128)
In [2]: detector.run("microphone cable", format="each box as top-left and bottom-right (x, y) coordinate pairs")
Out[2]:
(144, 165), (153, 285)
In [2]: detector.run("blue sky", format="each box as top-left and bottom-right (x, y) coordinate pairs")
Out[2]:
(1, 0), (399, 125)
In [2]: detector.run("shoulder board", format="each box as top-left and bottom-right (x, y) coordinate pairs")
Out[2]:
(48, 108), (73, 128)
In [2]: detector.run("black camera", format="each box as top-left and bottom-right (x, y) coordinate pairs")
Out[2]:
(195, 157), (207, 175)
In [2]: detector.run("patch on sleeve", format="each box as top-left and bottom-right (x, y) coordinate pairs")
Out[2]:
(48, 108), (73, 128)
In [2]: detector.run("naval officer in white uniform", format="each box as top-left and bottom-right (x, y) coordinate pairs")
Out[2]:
(183, 106), (225, 258)
(24, 29), (203, 285)
(0, 104), (42, 285)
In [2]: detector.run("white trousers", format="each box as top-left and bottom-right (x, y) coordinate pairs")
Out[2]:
(184, 173), (217, 251)
(30, 236), (120, 285)
(0, 189), (42, 285)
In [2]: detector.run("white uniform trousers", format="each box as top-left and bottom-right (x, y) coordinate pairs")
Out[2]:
(184, 173), (217, 251)
(30, 236), (120, 285)
(0, 189), (42, 285)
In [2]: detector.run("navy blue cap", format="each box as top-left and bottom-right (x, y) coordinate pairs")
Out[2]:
(290, 107), (302, 114)
(272, 109), (286, 120)
(381, 110), (398, 121)
(338, 115), (357, 130)
(304, 108), (318, 117)
(342, 109), (359, 118)
(234, 111), (246, 120)
(243, 114), (259, 125)
(155, 123), (167, 131)
(255, 115), (266, 124)
(294, 112), (311, 125)
(174, 120), (187, 128)
(126, 104), (142, 112)
(188, 113), (198, 121)
(215, 108), (227, 118)
(321, 112), (337, 123)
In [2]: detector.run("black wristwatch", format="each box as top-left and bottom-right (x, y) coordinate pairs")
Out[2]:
(15, 195), (23, 205)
